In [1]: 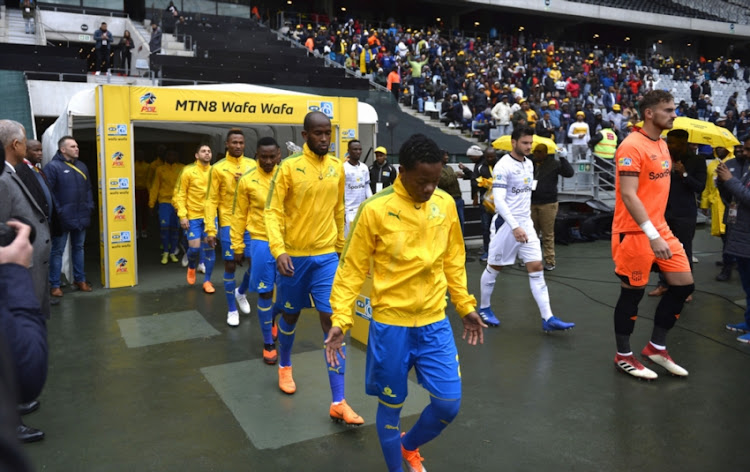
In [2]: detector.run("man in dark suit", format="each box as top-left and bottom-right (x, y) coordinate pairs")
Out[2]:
(0, 120), (51, 317)
(0, 130), (49, 444)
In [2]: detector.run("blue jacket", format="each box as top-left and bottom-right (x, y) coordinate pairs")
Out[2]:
(94, 28), (113, 49)
(43, 151), (94, 231)
(719, 157), (750, 258)
(0, 263), (47, 403)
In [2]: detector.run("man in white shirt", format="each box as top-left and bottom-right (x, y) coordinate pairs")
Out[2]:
(343, 140), (372, 236)
(568, 111), (590, 160)
(491, 94), (513, 137)
(477, 126), (576, 332)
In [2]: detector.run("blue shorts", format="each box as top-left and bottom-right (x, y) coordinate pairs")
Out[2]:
(158, 203), (178, 229)
(248, 239), (276, 294)
(219, 226), (251, 261)
(185, 218), (206, 241)
(276, 253), (337, 314)
(366, 317), (461, 405)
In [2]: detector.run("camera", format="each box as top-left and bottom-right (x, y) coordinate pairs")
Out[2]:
(0, 217), (37, 247)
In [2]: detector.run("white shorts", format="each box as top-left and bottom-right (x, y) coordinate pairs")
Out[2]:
(345, 209), (357, 238)
(488, 216), (542, 266)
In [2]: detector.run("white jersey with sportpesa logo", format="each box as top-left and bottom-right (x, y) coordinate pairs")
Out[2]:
(489, 153), (542, 266)
(492, 153), (535, 224)
(344, 160), (371, 212)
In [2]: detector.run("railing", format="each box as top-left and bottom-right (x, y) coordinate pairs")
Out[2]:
(37, 19), (79, 48)
(25, 69), (155, 83)
(37, 3), (129, 18)
(271, 29), (390, 94)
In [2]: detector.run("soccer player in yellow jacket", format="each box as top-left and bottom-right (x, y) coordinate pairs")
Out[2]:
(205, 129), (256, 327)
(265, 111), (363, 425)
(231, 137), (282, 364)
(134, 150), (150, 238)
(146, 144), (166, 189)
(173, 144), (215, 293)
(325, 134), (486, 472)
(148, 149), (185, 264)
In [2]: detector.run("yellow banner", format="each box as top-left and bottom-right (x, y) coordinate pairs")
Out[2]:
(129, 87), (343, 125)
(97, 85), (137, 288)
(92, 85), (360, 287)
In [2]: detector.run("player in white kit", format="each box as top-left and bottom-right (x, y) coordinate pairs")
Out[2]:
(478, 126), (576, 332)
(343, 140), (372, 237)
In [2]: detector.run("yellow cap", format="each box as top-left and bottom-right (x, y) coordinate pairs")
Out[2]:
(576, 111), (585, 116)
(613, 104), (621, 111)
(374, 146), (387, 154)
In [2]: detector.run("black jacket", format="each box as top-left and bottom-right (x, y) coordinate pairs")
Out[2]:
(531, 156), (574, 204)
(665, 151), (707, 220)
(369, 162), (397, 193)
(718, 156), (750, 258)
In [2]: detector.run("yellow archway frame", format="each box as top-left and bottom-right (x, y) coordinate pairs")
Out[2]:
(95, 84), (359, 288)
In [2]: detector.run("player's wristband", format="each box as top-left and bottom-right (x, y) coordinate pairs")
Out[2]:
(639, 220), (660, 241)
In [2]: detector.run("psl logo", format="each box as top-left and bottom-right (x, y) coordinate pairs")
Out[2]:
(140, 92), (157, 113)
(115, 258), (128, 273)
(662, 160), (670, 170)
(113, 205), (126, 220)
(111, 151), (124, 167)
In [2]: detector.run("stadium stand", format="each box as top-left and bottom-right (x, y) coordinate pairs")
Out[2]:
(151, 14), (369, 89)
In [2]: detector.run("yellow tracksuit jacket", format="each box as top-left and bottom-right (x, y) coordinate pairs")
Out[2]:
(134, 160), (150, 190)
(204, 153), (256, 237)
(330, 177), (477, 333)
(230, 165), (276, 254)
(147, 157), (164, 189)
(701, 155), (734, 236)
(172, 161), (211, 220)
(148, 162), (185, 208)
(265, 143), (345, 259)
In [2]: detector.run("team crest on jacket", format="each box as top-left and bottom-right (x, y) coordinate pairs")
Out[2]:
(324, 165), (338, 179)
(428, 203), (445, 221)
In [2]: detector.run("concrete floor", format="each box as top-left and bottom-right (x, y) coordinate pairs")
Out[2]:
(23, 225), (750, 472)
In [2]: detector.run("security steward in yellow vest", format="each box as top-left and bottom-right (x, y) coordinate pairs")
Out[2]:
(589, 121), (618, 190)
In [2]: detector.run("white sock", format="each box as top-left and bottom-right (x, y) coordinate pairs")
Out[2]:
(617, 351), (633, 357)
(480, 266), (500, 309)
(649, 341), (666, 351)
(529, 271), (553, 321)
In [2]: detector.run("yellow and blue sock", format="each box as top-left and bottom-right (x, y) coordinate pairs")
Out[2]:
(376, 401), (403, 472)
(224, 272), (237, 312)
(169, 228), (180, 254)
(402, 396), (461, 452)
(202, 244), (215, 281)
(277, 317), (296, 367)
(159, 226), (169, 253)
(324, 334), (346, 403)
(186, 247), (200, 269)
(257, 297), (274, 345)
(238, 269), (250, 295)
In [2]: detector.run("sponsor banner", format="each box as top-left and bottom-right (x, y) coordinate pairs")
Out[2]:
(129, 87), (342, 125)
(98, 85), (137, 288)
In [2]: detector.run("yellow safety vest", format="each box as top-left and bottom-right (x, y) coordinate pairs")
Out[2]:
(594, 128), (617, 159)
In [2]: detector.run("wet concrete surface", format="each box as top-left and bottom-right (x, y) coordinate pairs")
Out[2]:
(23, 226), (750, 471)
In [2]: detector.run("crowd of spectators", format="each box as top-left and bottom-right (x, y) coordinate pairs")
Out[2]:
(283, 18), (750, 144)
